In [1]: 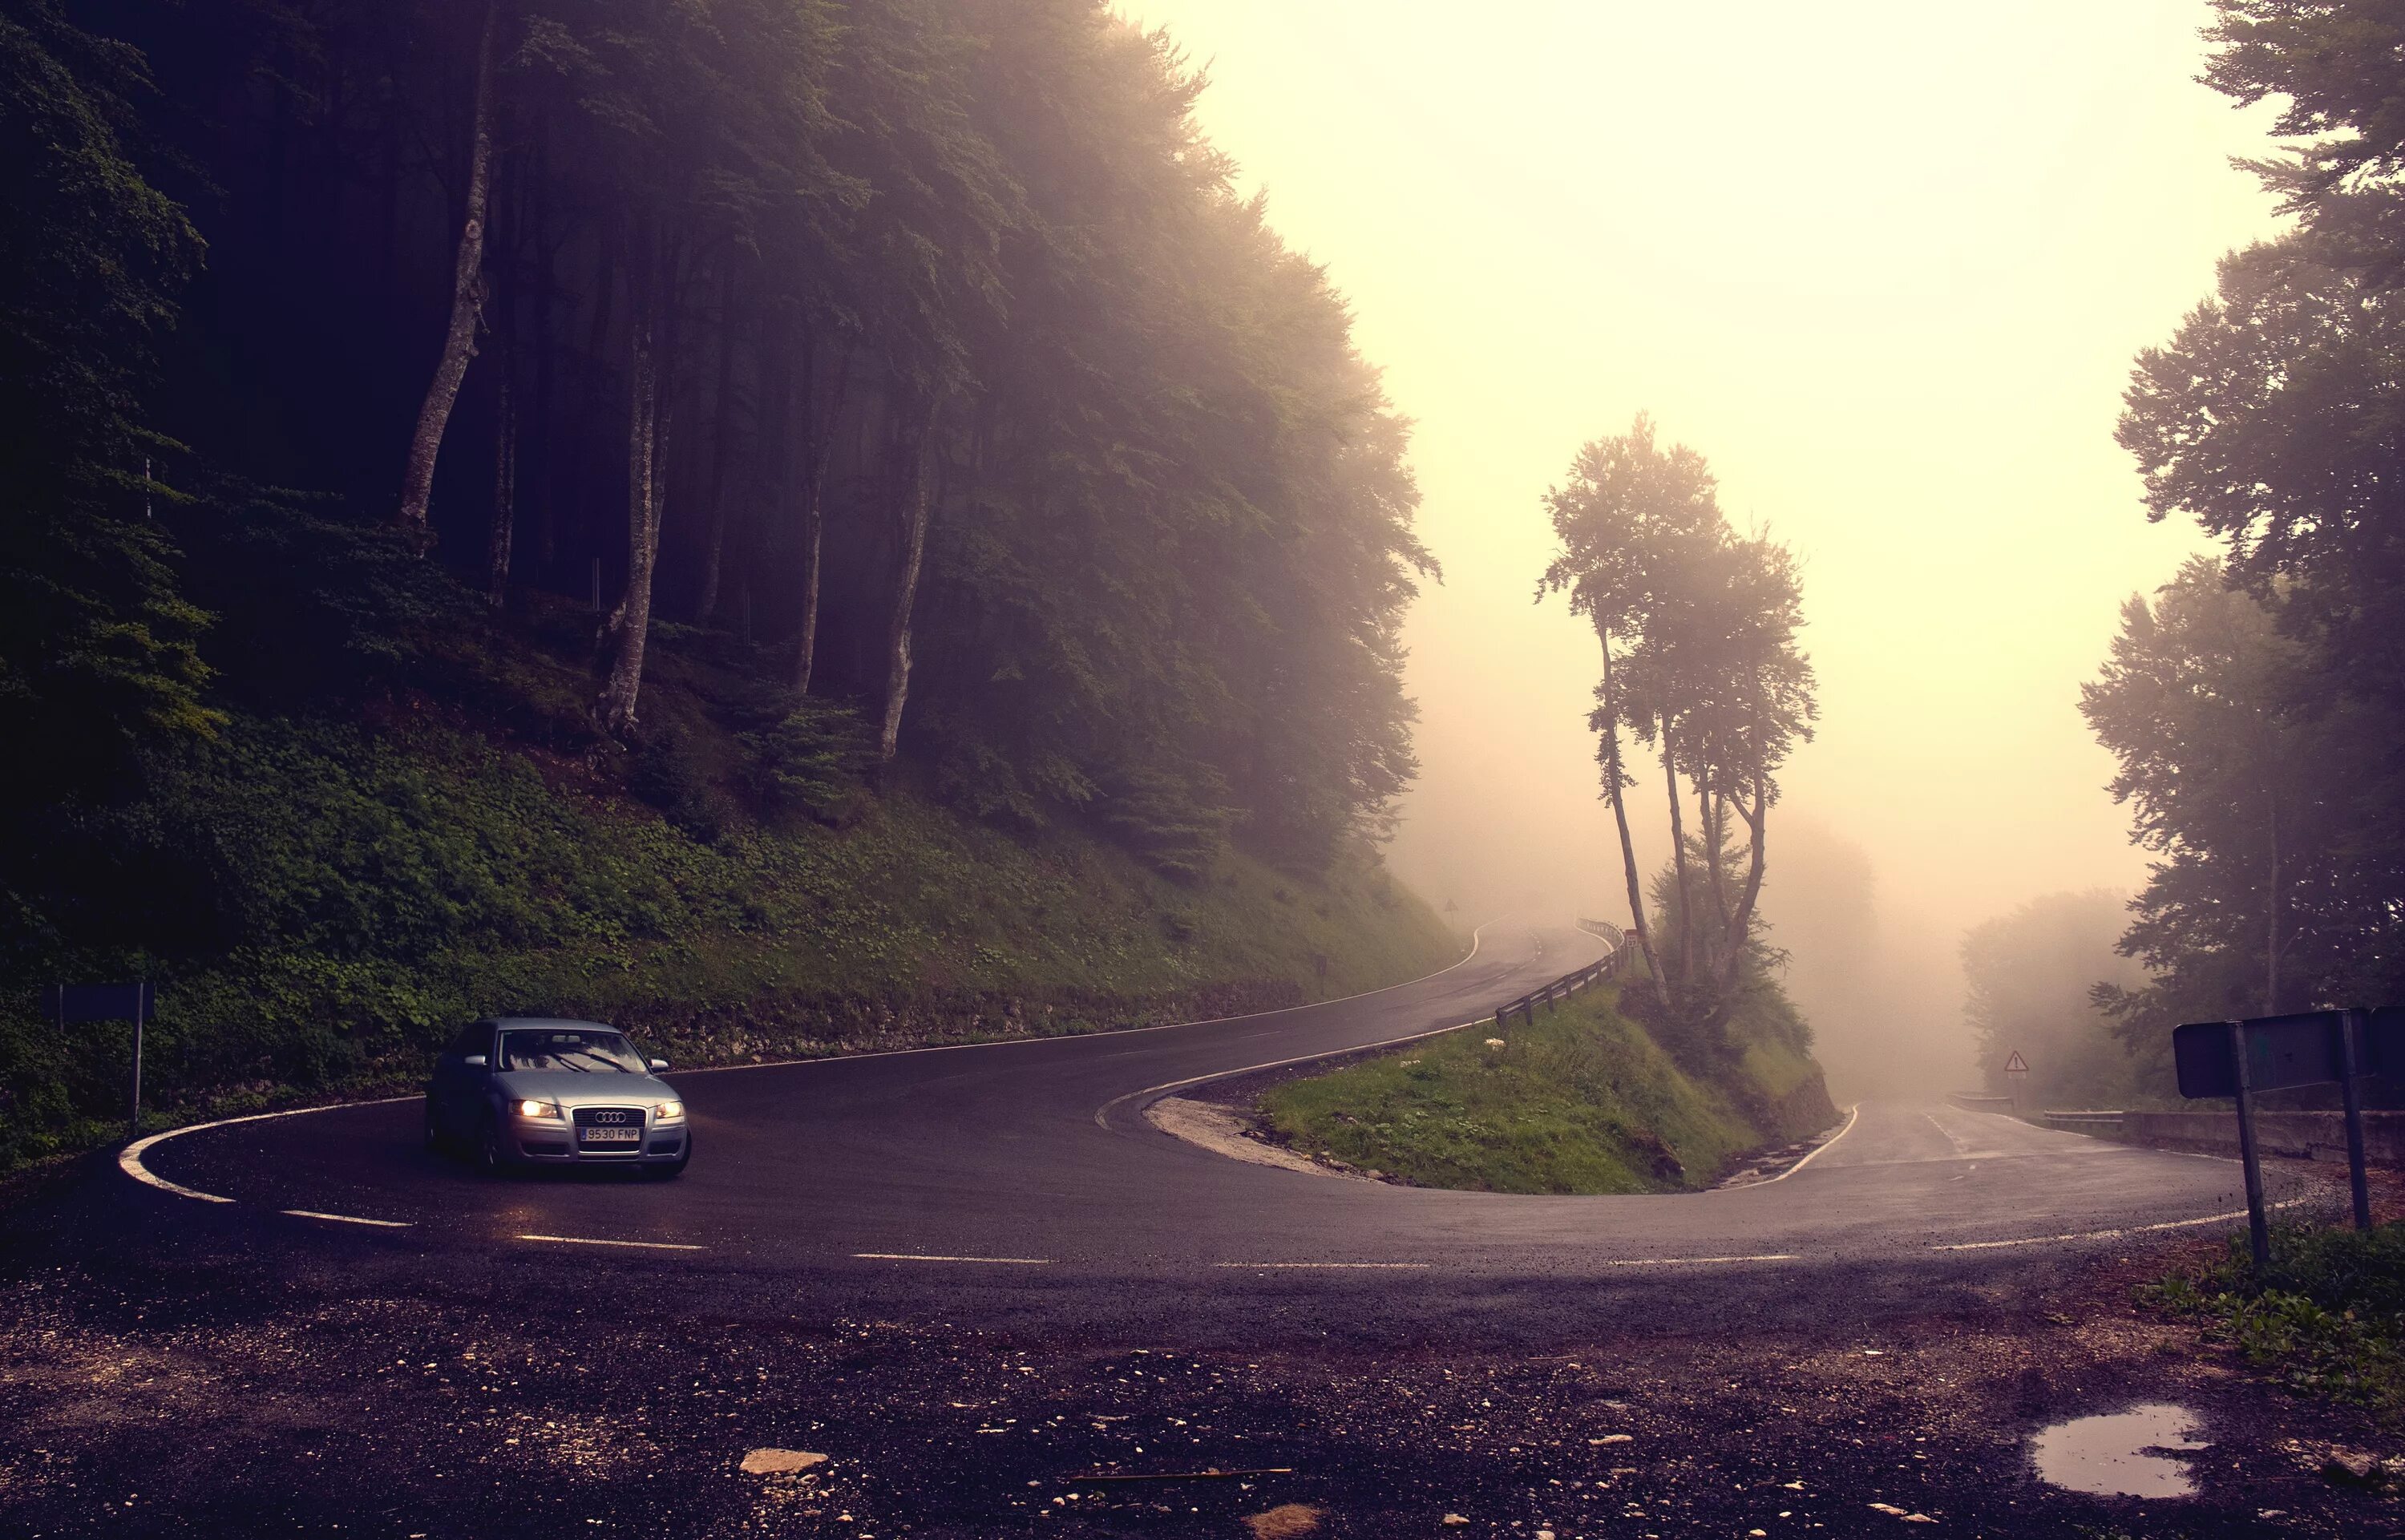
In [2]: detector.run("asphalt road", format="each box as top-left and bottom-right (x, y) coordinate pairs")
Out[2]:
(12, 921), (2388, 1539)
(119, 921), (2302, 1291)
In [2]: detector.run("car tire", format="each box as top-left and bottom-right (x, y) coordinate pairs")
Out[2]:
(475, 1114), (515, 1177)
(423, 1098), (447, 1158)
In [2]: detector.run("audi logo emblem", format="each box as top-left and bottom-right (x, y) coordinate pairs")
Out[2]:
(595, 1111), (629, 1125)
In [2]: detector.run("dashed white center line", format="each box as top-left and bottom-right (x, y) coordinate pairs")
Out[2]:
(1600, 1253), (1799, 1267)
(517, 1234), (705, 1251)
(282, 1209), (410, 1228)
(852, 1252), (1053, 1265)
(1214, 1261), (1432, 1270)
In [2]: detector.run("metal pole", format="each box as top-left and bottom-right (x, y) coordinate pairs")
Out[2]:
(129, 985), (145, 1142)
(2230, 1019), (2271, 1271)
(2339, 1009), (2374, 1232)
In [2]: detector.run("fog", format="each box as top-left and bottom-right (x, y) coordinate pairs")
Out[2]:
(1114, 1), (2289, 1098)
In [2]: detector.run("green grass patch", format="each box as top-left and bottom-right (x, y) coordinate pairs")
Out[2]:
(1256, 988), (1813, 1194)
(2139, 1221), (2405, 1415)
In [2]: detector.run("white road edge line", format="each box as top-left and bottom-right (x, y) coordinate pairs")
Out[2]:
(1749, 1102), (1861, 1186)
(282, 1208), (412, 1229)
(1929, 1195), (2318, 1251)
(118, 921), (1519, 1210)
(1600, 1254), (1799, 1266)
(852, 1252), (1053, 1265)
(518, 1234), (706, 1251)
(1214, 1261), (1432, 1270)
(119, 1096), (421, 1205)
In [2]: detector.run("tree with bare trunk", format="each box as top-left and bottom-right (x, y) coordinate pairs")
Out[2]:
(1541, 415), (1815, 1036)
(394, 2), (499, 546)
(596, 265), (669, 738)
(876, 384), (944, 765)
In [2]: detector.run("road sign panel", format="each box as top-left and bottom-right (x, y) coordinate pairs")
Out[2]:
(2002, 1050), (2028, 1074)
(2176, 1010), (2347, 1098)
(46, 983), (152, 1025)
(2370, 1006), (2405, 1081)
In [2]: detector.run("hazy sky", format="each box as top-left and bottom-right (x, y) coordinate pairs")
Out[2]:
(1116, 2), (2286, 1043)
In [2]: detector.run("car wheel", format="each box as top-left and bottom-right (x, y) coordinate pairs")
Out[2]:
(475, 1115), (515, 1177)
(423, 1098), (447, 1158)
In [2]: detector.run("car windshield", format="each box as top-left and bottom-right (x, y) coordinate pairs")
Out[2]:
(495, 1029), (646, 1074)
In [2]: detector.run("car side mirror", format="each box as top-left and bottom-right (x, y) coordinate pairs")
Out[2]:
(463, 1053), (487, 1069)
(648, 1058), (669, 1072)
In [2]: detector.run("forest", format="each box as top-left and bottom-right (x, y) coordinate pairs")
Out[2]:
(1970, 1), (2405, 1105)
(0, 0), (1445, 1164)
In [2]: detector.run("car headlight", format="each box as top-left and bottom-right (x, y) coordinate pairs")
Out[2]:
(652, 1101), (684, 1122)
(516, 1098), (563, 1120)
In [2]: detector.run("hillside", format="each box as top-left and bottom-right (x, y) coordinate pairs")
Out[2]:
(0, 519), (1459, 1172)
(0, 2), (1459, 1174)
(1255, 980), (1838, 1194)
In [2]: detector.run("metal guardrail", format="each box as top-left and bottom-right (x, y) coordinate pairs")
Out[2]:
(2039, 1110), (2126, 1132)
(1495, 922), (1632, 1028)
(1946, 1093), (2016, 1114)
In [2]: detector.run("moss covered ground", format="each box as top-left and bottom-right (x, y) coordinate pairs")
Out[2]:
(1257, 984), (1834, 1194)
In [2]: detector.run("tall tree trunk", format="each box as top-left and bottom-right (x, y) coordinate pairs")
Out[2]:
(486, 367), (515, 608)
(598, 305), (663, 737)
(1662, 721), (1696, 990)
(1598, 629), (1671, 1009)
(395, 2), (499, 543)
(1704, 787), (1735, 942)
(530, 126), (560, 576)
(694, 267), (742, 625)
(1714, 774), (1772, 992)
(793, 337), (852, 694)
(877, 388), (943, 765)
(2266, 784), (2282, 1015)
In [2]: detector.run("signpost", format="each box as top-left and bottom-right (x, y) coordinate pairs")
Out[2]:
(2173, 1008), (2383, 1268)
(2002, 1049), (2028, 1115)
(45, 983), (154, 1142)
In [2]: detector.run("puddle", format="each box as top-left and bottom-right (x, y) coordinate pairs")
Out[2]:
(2028, 1404), (2208, 1498)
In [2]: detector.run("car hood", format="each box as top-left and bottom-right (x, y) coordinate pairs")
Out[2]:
(491, 1069), (673, 1107)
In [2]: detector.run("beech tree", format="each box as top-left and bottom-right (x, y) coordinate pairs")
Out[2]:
(1542, 416), (1815, 1035)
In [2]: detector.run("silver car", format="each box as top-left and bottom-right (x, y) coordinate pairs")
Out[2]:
(423, 1017), (690, 1178)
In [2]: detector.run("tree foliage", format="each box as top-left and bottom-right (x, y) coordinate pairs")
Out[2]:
(1541, 415), (1816, 1037)
(0, 0), (213, 808)
(2112, 240), (2405, 1027)
(0, 0), (1432, 877)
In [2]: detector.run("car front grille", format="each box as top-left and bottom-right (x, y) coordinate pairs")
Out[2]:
(572, 1105), (645, 1154)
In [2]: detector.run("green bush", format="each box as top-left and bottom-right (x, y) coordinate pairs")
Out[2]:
(2140, 1221), (2405, 1413)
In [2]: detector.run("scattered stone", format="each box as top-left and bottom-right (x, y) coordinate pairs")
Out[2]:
(1441, 1515), (1470, 1527)
(1484, 1038), (1506, 1049)
(2321, 1449), (2394, 1486)
(740, 1449), (828, 1476)
(1589, 1433), (1634, 1445)
(1242, 1504), (1322, 1539)
(1869, 1503), (1908, 1516)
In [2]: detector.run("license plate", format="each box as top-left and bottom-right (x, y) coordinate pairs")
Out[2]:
(580, 1127), (641, 1144)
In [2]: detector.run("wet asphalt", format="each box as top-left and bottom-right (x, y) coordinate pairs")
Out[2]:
(4, 922), (2387, 1537)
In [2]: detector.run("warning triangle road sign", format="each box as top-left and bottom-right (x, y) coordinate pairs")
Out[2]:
(2003, 1050), (2029, 1073)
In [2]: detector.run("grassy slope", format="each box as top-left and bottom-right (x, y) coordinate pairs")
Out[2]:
(0, 616), (1460, 1170)
(1257, 984), (1834, 1194)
